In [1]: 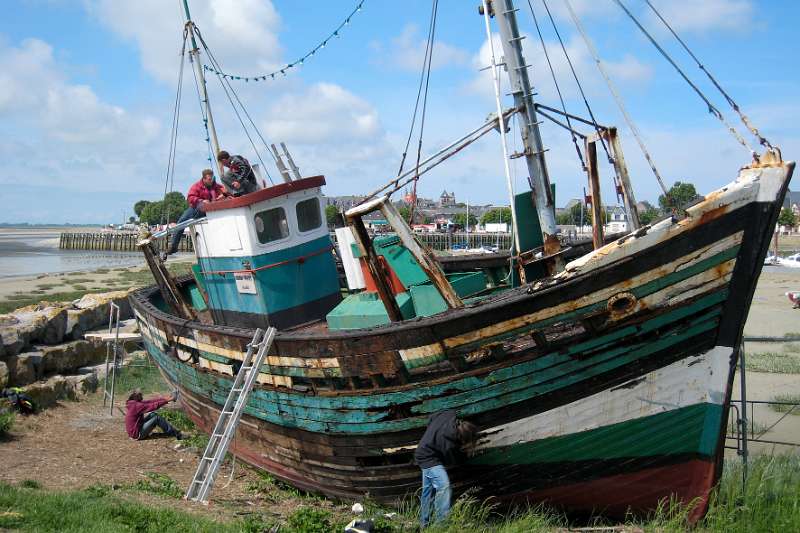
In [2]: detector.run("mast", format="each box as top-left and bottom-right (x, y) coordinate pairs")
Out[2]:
(182, 0), (223, 177)
(491, 0), (562, 270)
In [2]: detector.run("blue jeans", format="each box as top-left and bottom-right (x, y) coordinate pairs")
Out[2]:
(138, 411), (176, 439)
(420, 465), (451, 528)
(168, 206), (204, 254)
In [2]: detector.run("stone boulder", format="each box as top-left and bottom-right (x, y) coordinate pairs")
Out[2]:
(66, 289), (135, 339)
(5, 352), (43, 387)
(23, 373), (99, 409)
(0, 304), (69, 354)
(38, 341), (108, 376)
(0, 360), (7, 388)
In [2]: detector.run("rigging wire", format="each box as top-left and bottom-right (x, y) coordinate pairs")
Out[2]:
(160, 30), (189, 227)
(396, 0), (437, 178)
(562, 0), (669, 196)
(610, 0), (756, 157)
(641, 0), (772, 151)
(188, 48), (218, 174)
(540, 0), (613, 166)
(202, 0), (367, 83)
(193, 26), (276, 184)
(480, 0), (521, 258)
(409, 0), (439, 224)
(526, 0), (586, 171)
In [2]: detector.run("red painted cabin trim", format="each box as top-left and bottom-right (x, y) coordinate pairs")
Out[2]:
(205, 175), (326, 212)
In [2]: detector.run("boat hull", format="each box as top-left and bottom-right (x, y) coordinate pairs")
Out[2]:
(132, 161), (793, 519)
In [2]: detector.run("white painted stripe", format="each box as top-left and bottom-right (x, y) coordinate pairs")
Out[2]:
(444, 231), (743, 349)
(478, 346), (732, 450)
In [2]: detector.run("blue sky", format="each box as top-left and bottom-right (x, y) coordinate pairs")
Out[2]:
(1, 0), (798, 223)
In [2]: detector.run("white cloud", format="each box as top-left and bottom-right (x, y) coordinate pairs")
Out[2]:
(84, 0), (283, 84)
(646, 0), (754, 33)
(0, 38), (161, 192)
(380, 24), (469, 72)
(466, 33), (652, 103)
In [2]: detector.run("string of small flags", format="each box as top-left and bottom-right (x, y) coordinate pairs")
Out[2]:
(203, 0), (366, 82)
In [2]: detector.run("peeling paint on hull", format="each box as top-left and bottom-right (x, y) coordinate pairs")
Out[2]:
(131, 161), (794, 518)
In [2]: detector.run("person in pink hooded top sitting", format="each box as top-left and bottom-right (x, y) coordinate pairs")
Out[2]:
(125, 389), (183, 440)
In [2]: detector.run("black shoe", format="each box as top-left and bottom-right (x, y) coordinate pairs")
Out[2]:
(160, 251), (171, 261)
(174, 430), (184, 440)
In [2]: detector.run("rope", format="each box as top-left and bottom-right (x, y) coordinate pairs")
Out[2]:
(359, 108), (518, 204)
(527, 0), (585, 171)
(189, 44), (217, 174)
(611, 0), (756, 157)
(541, 0), (613, 166)
(194, 26), (275, 184)
(202, 0), (367, 83)
(160, 30), (188, 227)
(409, 0), (439, 225)
(642, 0), (772, 151)
(481, 0), (520, 258)
(562, 0), (669, 196)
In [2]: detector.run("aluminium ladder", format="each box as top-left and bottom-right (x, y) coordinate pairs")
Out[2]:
(185, 326), (277, 503)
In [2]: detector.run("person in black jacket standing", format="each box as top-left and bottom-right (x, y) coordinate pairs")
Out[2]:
(414, 410), (478, 528)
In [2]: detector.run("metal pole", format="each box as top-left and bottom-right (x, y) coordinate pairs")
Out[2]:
(181, 0), (223, 177)
(739, 340), (749, 490)
(492, 0), (562, 269)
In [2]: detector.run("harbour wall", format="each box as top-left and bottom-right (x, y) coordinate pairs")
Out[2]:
(58, 232), (194, 252)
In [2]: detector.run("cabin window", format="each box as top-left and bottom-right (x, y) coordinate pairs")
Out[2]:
(296, 197), (322, 232)
(254, 207), (289, 243)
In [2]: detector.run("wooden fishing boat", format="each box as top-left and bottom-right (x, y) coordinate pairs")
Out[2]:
(132, 0), (794, 521)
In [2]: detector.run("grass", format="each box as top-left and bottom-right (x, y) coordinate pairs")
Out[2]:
(744, 351), (800, 374)
(769, 393), (800, 414)
(35, 283), (60, 290)
(0, 401), (14, 437)
(0, 456), (798, 532)
(0, 481), (244, 532)
(159, 408), (209, 451)
(0, 288), (112, 314)
(130, 473), (183, 499)
(101, 356), (168, 397)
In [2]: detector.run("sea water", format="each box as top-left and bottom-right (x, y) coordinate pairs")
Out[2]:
(0, 228), (146, 278)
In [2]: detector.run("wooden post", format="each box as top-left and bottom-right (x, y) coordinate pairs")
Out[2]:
(605, 127), (640, 231)
(585, 139), (605, 250)
(380, 199), (463, 309)
(346, 213), (403, 322)
(139, 239), (196, 320)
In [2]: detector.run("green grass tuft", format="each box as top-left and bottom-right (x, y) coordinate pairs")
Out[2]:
(745, 351), (800, 374)
(286, 506), (338, 533)
(130, 472), (182, 499)
(0, 481), (243, 532)
(101, 357), (167, 396)
(769, 393), (800, 414)
(0, 404), (15, 437)
(18, 480), (41, 490)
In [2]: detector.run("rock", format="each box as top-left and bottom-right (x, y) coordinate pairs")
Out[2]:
(64, 372), (98, 395)
(0, 304), (69, 353)
(23, 375), (76, 409)
(5, 352), (44, 386)
(67, 289), (135, 339)
(0, 360), (7, 388)
(38, 341), (108, 376)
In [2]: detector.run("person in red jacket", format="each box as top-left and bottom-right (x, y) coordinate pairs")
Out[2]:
(125, 389), (183, 440)
(163, 168), (227, 259)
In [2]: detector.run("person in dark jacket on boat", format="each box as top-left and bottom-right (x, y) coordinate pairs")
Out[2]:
(217, 150), (258, 197)
(163, 168), (226, 259)
(414, 410), (478, 528)
(125, 389), (183, 440)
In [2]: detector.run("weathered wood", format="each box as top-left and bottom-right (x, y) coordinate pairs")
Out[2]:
(585, 139), (605, 250)
(606, 127), (640, 231)
(379, 199), (463, 309)
(346, 215), (403, 322)
(139, 240), (196, 320)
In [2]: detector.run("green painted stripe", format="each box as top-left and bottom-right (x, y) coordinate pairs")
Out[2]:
(145, 308), (721, 433)
(450, 245), (738, 355)
(145, 289), (727, 426)
(471, 402), (724, 465)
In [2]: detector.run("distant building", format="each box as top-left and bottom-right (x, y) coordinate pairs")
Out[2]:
(439, 190), (456, 207)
